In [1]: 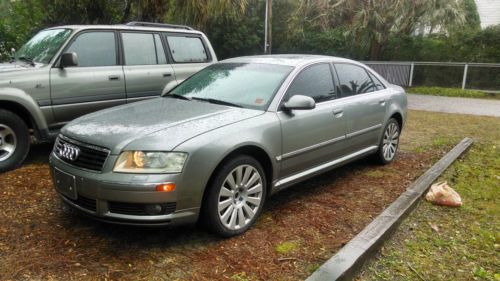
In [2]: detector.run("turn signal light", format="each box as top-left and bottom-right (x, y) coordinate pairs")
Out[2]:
(156, 183), (176, 192)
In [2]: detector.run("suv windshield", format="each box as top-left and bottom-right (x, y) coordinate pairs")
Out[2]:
(167, 63), (293, 110)
(14, 28), (72, 64)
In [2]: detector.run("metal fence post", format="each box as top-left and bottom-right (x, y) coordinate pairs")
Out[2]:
(462, 64), (468, 90)
(409, 62), (415, 87)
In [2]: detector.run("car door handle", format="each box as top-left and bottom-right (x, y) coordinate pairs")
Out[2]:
(333, 109), (344, 118)
(108, 75), (120, 81)
(162, 73), (172, 78)
(379, 99), (386, 106)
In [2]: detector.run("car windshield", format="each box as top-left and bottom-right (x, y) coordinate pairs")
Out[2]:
(167, 63), (294, 110)
(14, 28), (72, 64)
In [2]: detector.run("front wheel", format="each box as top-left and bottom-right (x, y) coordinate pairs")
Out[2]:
(0, 110), (30, 172)
(203, 155), (267, 237)
(375, 118), (400, 164)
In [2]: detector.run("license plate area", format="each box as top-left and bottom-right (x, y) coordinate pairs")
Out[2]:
(53, 167), (77, 200)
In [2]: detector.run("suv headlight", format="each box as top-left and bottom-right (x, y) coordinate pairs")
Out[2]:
(113, 151), (188, 173)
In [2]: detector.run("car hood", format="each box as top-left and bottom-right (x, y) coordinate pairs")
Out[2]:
(62, 97), (264, 154)
(0, 61), (38, 73)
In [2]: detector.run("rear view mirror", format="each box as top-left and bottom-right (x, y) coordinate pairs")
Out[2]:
(283, 95), (316, 111)
(60, 52), (78, 68)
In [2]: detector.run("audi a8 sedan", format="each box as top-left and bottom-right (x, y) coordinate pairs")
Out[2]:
(50, 55), (407, 237)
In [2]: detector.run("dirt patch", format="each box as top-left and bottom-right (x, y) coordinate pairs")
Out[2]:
(0, 140), (441, 281)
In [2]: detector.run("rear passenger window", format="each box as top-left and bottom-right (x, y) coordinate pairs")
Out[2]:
(286, 63), (336, 103)
(122, 33), (157, 65)
(335, 64), (376, 97)
(368, 72), (385, 91)
(166, 35), (208, 63)
(66, 32), (116, 67)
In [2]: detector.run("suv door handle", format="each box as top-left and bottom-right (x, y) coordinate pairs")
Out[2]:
(162, 73), (172, 78)
(333, 109), (344, 118)
(108, 75), (120, 81)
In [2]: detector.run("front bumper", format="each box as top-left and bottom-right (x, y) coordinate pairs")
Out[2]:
(49, 153), (200, 226)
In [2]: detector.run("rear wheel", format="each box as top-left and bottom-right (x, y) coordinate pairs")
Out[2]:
(375, 118), (400, 164)
(203, 155), (267, 237)
(0, 110), (30, 172)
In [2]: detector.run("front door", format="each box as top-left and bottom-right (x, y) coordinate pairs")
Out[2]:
(50, 31), (126, 125)
(278, 63), (346, 179)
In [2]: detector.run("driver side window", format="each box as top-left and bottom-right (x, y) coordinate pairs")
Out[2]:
(65, 31), (117, 67)
(285, 63), (336, 103)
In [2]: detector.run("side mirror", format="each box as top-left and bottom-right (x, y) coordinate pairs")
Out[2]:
(283, 95), (316, 111)
(60, 52), (78, 68)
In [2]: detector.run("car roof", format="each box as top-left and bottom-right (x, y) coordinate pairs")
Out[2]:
(221, 54), (356, 67)
(46, 24), (204, 35)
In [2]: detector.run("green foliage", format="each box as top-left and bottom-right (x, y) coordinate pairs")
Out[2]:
(407, 87), (499, 99)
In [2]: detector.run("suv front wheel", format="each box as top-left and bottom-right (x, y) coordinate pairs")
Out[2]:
(0, 109), (30, 172)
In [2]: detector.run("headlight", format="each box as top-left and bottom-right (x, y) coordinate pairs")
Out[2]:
(113, 151), (188, 173)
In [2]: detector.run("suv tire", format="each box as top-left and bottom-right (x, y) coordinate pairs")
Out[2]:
(203, 155), (267, 237)
(0, 109), (30, 172)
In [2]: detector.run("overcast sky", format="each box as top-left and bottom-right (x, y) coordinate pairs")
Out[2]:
(475, 0), (500, 28)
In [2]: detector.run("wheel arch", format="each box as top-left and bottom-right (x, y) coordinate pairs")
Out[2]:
(0, 88), (49, 138)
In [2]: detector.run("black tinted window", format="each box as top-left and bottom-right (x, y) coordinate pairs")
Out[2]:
(66, 32), (116, 67)
(166, 35), (208, 63)
(286, 63), (335, 103)
(335, 64), (376, 97)
(368, 71), (385, 91)
(122, 33), (157, 65)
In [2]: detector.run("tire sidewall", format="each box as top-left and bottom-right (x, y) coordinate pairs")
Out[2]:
(204, 155), (267, 237)
(0, 110), (30, 172)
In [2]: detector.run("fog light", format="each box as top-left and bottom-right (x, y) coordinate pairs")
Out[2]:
(145, 204), (163, 215)
(156, 183), (175, 192)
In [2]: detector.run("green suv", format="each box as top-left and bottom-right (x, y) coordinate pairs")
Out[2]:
(0, 22), (217, 172)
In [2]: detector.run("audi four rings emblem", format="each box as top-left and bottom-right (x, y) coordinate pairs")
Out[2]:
(57, 143), (81, 162)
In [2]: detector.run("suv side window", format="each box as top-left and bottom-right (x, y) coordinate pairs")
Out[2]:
(286, 63), (336, 103)
(65, 31), (117, 67)
(122, 32), (165, 65)
(166, 35), (208, 63)
(335, 64), (376, 97)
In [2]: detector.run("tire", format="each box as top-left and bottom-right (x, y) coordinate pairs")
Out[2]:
(375, 118), (400, 164)
(203, 155), (267, 237)
(0, 109), (30, 172)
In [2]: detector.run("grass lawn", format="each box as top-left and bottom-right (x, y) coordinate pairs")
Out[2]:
(407, 86), (500, 100)
(358, 110), (500, 281)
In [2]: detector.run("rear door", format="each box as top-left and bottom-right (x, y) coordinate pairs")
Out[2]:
(50, 30), (126, 125)
(332, 63), (388, 153)
(278, 63), (346, 178)
(120, 32), (175, 102)
(164, 33), (213, 83)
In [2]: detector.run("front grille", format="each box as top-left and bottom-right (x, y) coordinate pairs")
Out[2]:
(54, 136), (109, 172)
(64, 194), (97, 212)
(108, 201), (176, 216)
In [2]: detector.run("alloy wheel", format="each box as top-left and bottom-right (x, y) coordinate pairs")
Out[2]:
(382, 122), (399, 161)
(0, 124), (17, 162)
(217, 164), (263, 230)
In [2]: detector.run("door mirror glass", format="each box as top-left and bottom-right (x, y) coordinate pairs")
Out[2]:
(283, 95), (316, 111)
(60, 52), (78, 68)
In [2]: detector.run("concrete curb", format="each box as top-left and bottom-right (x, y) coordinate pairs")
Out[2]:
(307, 137), (474, 281)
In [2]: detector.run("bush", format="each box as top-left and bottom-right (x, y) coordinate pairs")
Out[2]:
(406, 86), (499, 99)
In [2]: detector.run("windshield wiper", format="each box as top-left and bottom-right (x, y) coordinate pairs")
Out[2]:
(163, 93), (192, 101)
(18, 56), (35, 66)
(192, 97), (243, 108)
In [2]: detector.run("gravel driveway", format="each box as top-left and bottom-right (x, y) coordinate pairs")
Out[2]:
(407, 94), (500, 117)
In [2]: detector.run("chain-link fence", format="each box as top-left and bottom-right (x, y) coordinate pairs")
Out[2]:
(364, 62), (500, 92)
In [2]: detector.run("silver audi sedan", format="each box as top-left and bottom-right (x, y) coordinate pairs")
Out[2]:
(50, 55), (407, 237)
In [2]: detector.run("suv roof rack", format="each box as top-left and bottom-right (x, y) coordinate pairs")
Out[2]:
(125, 21), (194, 31)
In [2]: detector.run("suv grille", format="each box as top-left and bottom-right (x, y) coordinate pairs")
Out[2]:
(54, 136), (109, 172)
